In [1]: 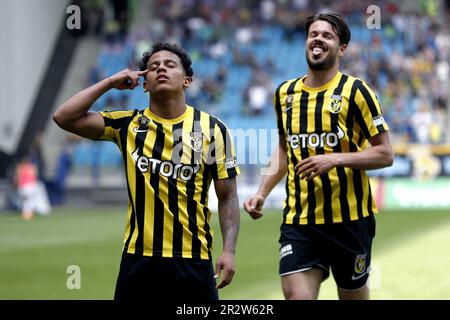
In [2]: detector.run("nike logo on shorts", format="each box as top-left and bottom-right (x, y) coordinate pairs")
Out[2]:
(351, 272), (368, 281)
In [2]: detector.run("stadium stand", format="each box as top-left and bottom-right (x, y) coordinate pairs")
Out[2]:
(3, 0), (449, 207)
(63, 0), (449, 175)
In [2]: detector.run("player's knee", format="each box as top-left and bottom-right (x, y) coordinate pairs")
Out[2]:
(285, 289), (317, 300)
(283, 284), (318, 300)
(338, 285), (369, 300)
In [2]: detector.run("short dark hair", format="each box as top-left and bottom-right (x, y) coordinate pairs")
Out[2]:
(304, 12), (351, 45)
(139, 42), (194, 78)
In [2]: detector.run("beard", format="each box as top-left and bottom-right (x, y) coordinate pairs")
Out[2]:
(305, 48), (338, 71)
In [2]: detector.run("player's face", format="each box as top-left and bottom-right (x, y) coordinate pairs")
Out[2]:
(143, 50), (191, 94)
(305, 20), (347, 71)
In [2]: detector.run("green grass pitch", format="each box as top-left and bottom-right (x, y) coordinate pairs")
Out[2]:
(0, 207), (449, 299)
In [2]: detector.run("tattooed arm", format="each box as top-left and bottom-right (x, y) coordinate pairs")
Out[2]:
(213, 176), (240, 289)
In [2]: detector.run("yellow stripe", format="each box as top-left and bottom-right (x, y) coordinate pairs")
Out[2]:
(198, 111), (212, 260)
(142, 120), (157, 256)
(214, 123), (229, 180)
(346, 167), (359, 220)
(161, 124), (174, 257)
(280, 80), (298, 224)
(329, 168), (343, 223)
(361, 173), (370, 218)
(321, 88), (342, 223)
(116, 135), (132, 250)
(278, 81), (295, 224)
(337, 79), (353, 153)
(179, 107), (194, 258)
(125, 118), (139, 254)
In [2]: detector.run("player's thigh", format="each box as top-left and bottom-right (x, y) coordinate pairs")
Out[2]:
(279, 223), (330, 277)
(281, 267), (323, 300)
(328, 215), (375, 291)
(279, 223), (329, 300)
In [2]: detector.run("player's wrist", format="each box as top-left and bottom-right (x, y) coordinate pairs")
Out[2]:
(334, 154), (344, 167)
(104, 76), (116, 89)
(255, 192), (266, 201)
(222, 248), (236, 256)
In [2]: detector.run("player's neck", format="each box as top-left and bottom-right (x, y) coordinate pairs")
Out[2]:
(304, 66), (339, 88)
(149, 94), (187, 119)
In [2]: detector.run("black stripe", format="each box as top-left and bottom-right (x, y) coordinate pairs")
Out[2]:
(314, 91), (325, 153)
(357, 132), (365, 146)
(201, 167), (213, 257)
(347, 81), (366, 219)
(351, 80), (372, 139)
(353, 168), (364, 219)
(120, 114), (138, 252)
(103, 109), (138, 129)
(133, 110), (148, 255)
(200, 115), (213, 255)
(170, 122), (184, 256)
(367, 178), (374, 215)
(211, 116), (237, 177)
(357, 82), (381, 118)
(298, 90), (316, 225)
(208, 117), (218, 179)
(275, 81), (288, 135)
(334, 74), (348, 96)
(314, 91), (333, 224)
(149, 122), (166, 256)
(331, 74), (350, 223)
(186, 109), (202, 257)
(347, 80), (360, 152)
(283, 79), (301, 223)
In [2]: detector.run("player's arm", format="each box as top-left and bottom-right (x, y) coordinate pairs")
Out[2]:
(53, 68), (147, 139)
(295, 131), (394, 180)
(213, 176), (240, 289)
(243, 134), (288, 219)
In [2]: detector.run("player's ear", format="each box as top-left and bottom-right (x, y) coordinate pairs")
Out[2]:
(183, 76), (192, 89)
(338, 44), (347, 57)
(143, 80), (149, 93)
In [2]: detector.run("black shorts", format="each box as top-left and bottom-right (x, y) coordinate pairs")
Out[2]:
(114, 253), (218, 301)
(279, 215), (376, 291)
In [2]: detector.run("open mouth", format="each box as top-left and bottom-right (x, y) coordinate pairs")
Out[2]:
(311, 43), (327, 57)
(312, 47), (324, 55)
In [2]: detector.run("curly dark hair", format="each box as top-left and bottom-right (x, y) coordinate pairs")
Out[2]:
(139, 42), (194, 78)
(304, 12), (351, 45)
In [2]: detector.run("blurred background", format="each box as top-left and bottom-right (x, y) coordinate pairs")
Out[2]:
(0, 0), (449, 299)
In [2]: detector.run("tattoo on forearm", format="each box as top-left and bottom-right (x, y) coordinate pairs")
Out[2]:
(217, 178), (240, 252)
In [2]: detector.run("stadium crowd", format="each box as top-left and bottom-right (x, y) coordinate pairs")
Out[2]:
(62, 0), (450, 170)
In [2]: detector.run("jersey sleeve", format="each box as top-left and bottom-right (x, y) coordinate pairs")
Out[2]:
(97, 110), (136, 143)
(209, 118), (240, 180)
(274, 82), (286, 135)
(354, 81), (390, 139)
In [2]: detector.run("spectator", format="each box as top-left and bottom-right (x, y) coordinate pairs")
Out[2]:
(15, 155), (51, 220)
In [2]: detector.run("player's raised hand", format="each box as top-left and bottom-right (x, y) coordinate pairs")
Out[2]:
(108, 68), (148, 90)
(243, 194), (265, 219)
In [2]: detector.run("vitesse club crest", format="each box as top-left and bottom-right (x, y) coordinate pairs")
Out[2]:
(284, 94), (294, 111)
(329, 94), (342, 113)
(354, 254), (367, 274)
(190, 132), (203, 152)
(138, 115), (150, 127)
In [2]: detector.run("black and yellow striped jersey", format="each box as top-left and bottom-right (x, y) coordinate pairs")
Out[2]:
(274, 72), (389, 225)
(98, 105), (239, 260)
